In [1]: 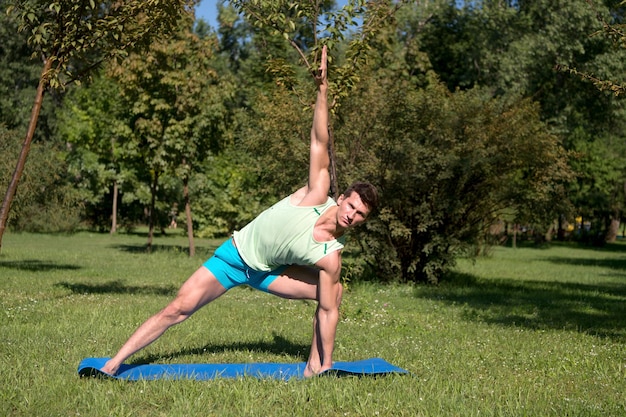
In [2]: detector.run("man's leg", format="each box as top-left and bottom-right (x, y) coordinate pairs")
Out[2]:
(267, 266), (343, 377)
(101, 266), (227, 375)
(267, 265), (319, 299)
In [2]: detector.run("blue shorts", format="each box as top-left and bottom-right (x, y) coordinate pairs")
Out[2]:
(203, 239), (287, 292)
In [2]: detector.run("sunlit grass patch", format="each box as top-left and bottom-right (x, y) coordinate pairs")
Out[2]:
(1, 232), (625, 416)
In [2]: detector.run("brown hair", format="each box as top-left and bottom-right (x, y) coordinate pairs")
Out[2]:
(342, 182), (379, 213)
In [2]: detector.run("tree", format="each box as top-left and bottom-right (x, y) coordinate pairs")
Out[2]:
(558, 0), (626, 96)
(57, 75), (129, 233)
(0, 5), (46, 134)
(556, 0), (626, 242)
(420, 0), (626, 243)
(338, 76), (573, 283)
(109, 14), (232, 254)
(230, 0), (409, 197)
(221, 1), (572, 282)
(0, 124), (83, 232)
(0, 0), (189, 252)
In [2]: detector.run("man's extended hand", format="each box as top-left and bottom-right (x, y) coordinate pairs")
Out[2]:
(313, 45), (328, 89)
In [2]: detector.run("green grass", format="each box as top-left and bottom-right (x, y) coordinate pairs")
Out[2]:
(1, 232), (625, 416)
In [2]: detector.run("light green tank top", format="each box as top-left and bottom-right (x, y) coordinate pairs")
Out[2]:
(233, 195), (345, 271)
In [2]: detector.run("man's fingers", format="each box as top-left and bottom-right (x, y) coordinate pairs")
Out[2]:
(319, 45), (327, 80)
(312, 45), (328, 84)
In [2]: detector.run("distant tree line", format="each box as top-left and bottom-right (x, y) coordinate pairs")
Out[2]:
(1, 0), (625, 283)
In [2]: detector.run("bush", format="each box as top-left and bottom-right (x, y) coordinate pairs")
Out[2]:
(0, 126), (84, 233)
(336, 77), (572, 283)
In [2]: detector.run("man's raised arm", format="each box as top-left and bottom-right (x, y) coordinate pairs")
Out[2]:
(297, 45), (331, 206)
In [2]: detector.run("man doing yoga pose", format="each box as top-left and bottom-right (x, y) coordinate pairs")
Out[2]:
(101, 45), (378, 378)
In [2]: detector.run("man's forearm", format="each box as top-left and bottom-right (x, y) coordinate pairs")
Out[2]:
(312, 86), (329, 146)
(311, 45), (329, 147)
(316, 305), (339, 367)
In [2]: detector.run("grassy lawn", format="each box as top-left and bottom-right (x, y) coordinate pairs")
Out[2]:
(0, 232), (624, 416)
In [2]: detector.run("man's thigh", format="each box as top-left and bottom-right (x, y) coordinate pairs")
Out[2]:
(266, 265), (320, 300)
(173, 266), (228, 314)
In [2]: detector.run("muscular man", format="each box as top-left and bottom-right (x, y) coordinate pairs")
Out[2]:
(101, 46), (378, 377)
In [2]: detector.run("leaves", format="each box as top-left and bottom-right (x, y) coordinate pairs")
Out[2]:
(5, 0), (190, 89)
(231, 0), (406, 109)
(337, 76), (573, 283)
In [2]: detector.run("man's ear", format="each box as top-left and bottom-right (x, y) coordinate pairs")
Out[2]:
(336, 194), (345, 204)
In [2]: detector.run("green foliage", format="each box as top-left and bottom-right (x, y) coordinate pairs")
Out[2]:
(5, 0), (189, 89)
(420, 0), (520, 90)
(191, 150), (268, 238)
(188, 85), (312, 238)
(337, 77), (573, 283)
(558, 0), (626, 96)
(105, 17), (235, 245)
(567, 128), (626, 241)
(0, 0), (193, 250)
(239, 87), (311, 197)
(230, 0), (407, 109)
(420, 0), (626, 243)
(0, 125), (83, 232)
(58, 75), (126, 202)
(0, 8), (38, 131)
(0, 7), (57, 139)
(5, 0), (626, 282)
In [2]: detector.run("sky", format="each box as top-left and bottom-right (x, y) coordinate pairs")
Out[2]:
(194, 0), (353, 31)
(195, 0), (220, 29)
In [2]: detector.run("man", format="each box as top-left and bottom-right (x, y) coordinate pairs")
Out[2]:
(101, 45), (378, 377)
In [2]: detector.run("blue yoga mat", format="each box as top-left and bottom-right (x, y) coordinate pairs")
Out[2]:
(78, 357), (408, 381)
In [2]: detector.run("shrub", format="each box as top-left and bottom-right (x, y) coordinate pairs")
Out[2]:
(337, 78), (572, 283)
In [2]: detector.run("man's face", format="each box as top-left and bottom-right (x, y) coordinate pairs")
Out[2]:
(336, 192), (370, 228)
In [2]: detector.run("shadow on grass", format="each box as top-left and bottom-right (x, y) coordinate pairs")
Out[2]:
(503, 240), (626, 254)
(130, 333), (310, 364)
(415, 272), (626, 341)
(545, 256), (626, 271)
(571, 240), (626, 254)
(111, 244), (216, 258)
(0, 259), (81, 272)
(55, 280), (177, 296)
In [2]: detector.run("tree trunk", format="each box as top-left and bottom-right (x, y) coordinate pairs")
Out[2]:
(557, 215), (565, 241)
(545, 220), (555, 242)
(110, 179), (118, 234)
(0, 59), (52, 253)
(146, 172), (158, 252)
(183, 176), (195, 257)
(110, 136), (119, 234)
(605, 213), (620, 243)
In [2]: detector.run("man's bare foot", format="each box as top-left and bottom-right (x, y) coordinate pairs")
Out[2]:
(304, 362), (333, 378)
(304, 362), (320, 378)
